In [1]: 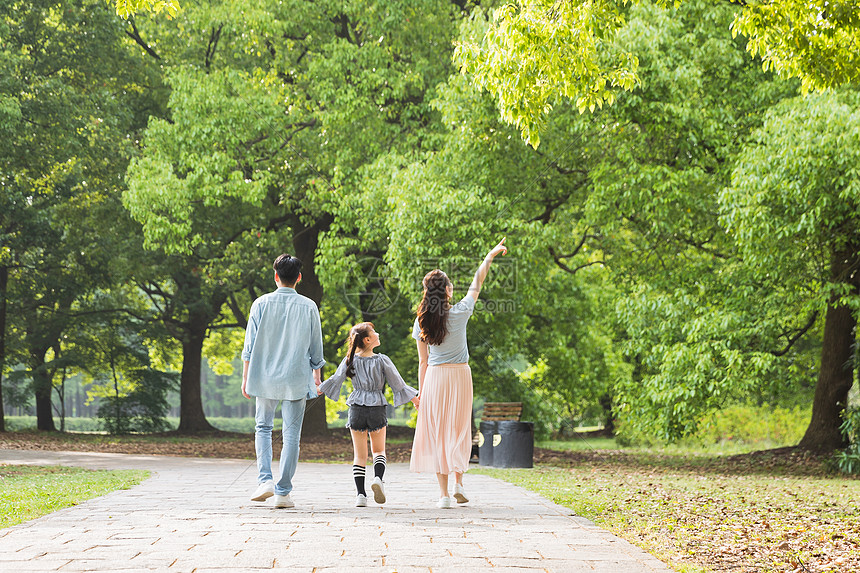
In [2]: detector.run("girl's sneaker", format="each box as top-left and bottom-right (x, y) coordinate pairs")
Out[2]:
(437, 496), (452, 509)
(355, 494), (367, 507)
(453, 483), (469, 504)
(371, 477), (386, 504)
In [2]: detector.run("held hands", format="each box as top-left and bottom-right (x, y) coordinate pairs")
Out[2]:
(411, 396), (420, 409)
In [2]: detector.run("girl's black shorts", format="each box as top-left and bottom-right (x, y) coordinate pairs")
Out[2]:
(346, 405), (387, 433)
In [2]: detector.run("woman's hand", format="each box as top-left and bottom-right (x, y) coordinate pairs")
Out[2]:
(487, 237), (507, 259)
(411, 396), (420, 409)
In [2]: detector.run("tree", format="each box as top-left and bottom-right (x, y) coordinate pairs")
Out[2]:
(0, 0), (160, 431)
(124, 0), (463, 432)
(723, 91), (860, 451)
(454, 0), (860, 146)
(566, 1), (813, 442)
(69, 311), (175, 434)
(351, 1), (828, 445)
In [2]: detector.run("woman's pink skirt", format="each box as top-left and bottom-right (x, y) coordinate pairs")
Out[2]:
(410, 363), (473, 475)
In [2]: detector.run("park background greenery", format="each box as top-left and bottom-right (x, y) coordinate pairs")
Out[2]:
(3, 0), (860, 455)
(5, 3), (860, 571)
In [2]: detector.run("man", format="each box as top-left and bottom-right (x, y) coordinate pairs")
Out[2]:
(242, 254), (325, 508)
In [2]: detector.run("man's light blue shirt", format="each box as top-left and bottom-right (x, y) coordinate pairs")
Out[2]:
(242, 287), (326, 400)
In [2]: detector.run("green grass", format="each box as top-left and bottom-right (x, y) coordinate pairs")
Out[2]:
(473, 458), (860, 573)
(536, 437), (796, 456)
(537, 437), (618, 451)
(0, 465), (150, 529)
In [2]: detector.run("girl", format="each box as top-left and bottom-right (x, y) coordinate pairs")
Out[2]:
(318, 322), (419, 507)
(409, 238), (508, 508)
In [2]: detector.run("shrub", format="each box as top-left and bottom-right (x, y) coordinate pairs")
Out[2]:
(4, 416), (105, 432)
(98, 370), (174, 434)
(833, 407), (860, 475)
(616, 403), (810, 449)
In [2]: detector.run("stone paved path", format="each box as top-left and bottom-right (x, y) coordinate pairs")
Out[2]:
(0, 450), (672, 572)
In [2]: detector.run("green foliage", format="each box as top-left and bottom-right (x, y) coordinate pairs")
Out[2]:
(617, 404), (811, 451)
(455, 0), (860, 145)
(723, 90), (860, 289)
(339, 0), (807, 443)
(579, 2), (823, 442)
(4, 416), (103, 432)
(110, 0), (179, 19)
(833, 407), (860, 474)
(454, 0), (638, 147)
(97, 369), (174, 434)
(121, 0), (461, 432)
(731, 0), (860, 92)
(4, 0), (852, 449)
(0, 0), (167, 430)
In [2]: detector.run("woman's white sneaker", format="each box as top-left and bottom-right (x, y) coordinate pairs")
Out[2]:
(355, 494), (368, 507)
(437, 496), (452, 509)
(453, 483), (469, 504)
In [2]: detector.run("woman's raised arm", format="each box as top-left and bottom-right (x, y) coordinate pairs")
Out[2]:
(467, 238), (508, 301)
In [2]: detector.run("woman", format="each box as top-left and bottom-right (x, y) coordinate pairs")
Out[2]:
(409, 238), (508, 508)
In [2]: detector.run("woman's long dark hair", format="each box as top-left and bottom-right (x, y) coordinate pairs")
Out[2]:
(345, 322), (374, 377)
(417, 270), (451, 346)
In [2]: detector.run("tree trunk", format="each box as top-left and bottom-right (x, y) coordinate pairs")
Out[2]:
(176, 318), (216, 433)
(599, 393), (615, 436)
(294, 215), (333, 437)
(798, 301), (855, 451)
(0, 265), (7, 432)
(798, 248), (858, 452)
(31, 353), (56, 432)
(293, 216), (330, 307)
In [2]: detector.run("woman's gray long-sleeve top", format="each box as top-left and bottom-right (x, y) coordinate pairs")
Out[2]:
(319, 353), (418, 407)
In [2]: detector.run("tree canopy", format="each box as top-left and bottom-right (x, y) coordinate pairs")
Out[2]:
(455, 0), (860, 146)
(110, 0), (178, 19)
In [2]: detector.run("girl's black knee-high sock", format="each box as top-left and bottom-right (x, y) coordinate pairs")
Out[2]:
(353, 465), (366, 495)
(373, 454), (386, 479)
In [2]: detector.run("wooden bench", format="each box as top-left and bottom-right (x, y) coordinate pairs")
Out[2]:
(481, 402), (523, 421)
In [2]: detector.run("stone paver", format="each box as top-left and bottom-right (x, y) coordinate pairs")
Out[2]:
(0, 449), (672, 572)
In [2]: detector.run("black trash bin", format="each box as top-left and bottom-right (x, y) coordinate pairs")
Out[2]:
(492, 421), (534, 468)
(478, 421), (496, 467)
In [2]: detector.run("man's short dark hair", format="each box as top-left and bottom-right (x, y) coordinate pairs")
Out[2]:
(273, 254), (302, 285)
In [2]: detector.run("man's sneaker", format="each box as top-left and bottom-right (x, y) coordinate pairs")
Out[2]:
(251, 480), (275, 502)
(273, 494), (294, 509)
(437, 496), (452, 509)
(453, 483), (469, 504)
(355, 494), (367, 507)
(371, 476), (386, 504)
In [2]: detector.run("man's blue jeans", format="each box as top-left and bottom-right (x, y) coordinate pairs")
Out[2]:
(255, 397), (306, 496)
